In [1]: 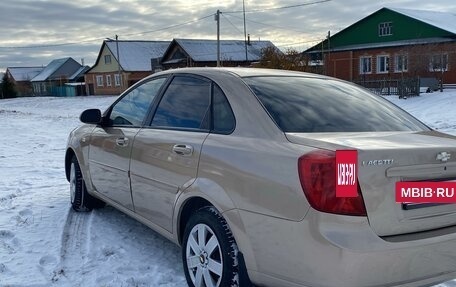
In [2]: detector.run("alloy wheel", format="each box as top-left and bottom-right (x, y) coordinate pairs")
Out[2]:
(186, 223), (223, 287)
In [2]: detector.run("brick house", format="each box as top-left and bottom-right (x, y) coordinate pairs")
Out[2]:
(85, 40), (170, 95)
(306, 7), (456, 86)
(160, 38), (277, 69)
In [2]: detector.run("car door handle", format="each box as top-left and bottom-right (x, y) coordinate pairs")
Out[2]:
(116, 137), (129, 147)
(172, 144), (193, 156)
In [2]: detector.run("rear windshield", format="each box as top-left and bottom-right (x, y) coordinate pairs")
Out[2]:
(243, 76), (429, 133)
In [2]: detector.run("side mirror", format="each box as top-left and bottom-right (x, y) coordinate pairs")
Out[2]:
(80, 109), (102, 124)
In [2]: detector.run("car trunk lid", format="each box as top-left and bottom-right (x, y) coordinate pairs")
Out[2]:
(287, 130), (456, 236)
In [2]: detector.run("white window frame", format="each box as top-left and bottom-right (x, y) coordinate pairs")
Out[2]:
(394, 54), (408, 73)
(106, 75), (112, 87)
(378, 22), (393, 36)
(377, 55), (389, 74)
(115, 74), (122, 87)
(104, 55), (111, 64)
(359, 56), (372, 74)
(429, 54), (449, 72)
(96, 75), (104, 87)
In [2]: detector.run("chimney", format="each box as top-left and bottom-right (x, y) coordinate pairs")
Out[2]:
(247, 34), (251, 45)
(81, 58), (85, 66)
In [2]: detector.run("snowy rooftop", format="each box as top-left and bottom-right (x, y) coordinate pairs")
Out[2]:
(69, 66), (90, 81)
(169, 39), (275, 62)
(105, 40), (170, 71)
(388, 7), (456, 35)
(31, 58), (74, 82)
(320, 37), (454, 53)
(7, 67), (44, 82)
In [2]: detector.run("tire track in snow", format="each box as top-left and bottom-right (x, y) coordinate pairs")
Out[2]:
(51, 209), (93, 285)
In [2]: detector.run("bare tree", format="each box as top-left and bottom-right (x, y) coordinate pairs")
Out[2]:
(255, 47), (310, 72)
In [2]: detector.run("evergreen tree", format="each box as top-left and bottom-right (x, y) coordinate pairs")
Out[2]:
(1, 73), (17, 99)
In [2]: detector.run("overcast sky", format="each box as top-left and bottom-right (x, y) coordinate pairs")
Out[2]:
(1, 0), (456, 72)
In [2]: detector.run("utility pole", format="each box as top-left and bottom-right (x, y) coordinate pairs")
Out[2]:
(327, 31), (331, 76)
(243, 0), (248, 62)
(215, 10), (221, 67)
(116, 34), (122, 94)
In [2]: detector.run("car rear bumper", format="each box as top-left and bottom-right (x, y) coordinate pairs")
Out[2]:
(235, 208), (456, 287)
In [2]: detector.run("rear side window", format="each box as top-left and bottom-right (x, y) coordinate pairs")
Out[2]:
(212, 85), (235, 134)
(243, 76), (429, 133)
(152, 76), (211, 130)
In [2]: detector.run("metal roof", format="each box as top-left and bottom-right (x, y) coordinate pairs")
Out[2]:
(308, 37), (454, 53)
(7, 67), (44, 82)
(105, 40), (170, 71)
(163, 39), (275, 63)
(69, 66), (90, 81)
(31, 58), (78, 82)
(389, 7), (456, 35)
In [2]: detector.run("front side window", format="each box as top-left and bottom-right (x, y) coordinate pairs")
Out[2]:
(378, 22), (393, 36)
(359, 57), (372, 74)
(243, 76), (429, 133)
(96, 75), (103, 87)
(430, 54), (449, 72)
(152, 76), (211, 130)
(395, 54), (408, 72)
(377, 55), (389, 73)
(109, 77), (167, 126)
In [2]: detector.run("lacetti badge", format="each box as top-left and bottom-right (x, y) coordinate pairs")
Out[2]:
(436, 151), (451, 162)
(336, 150), (358, 197)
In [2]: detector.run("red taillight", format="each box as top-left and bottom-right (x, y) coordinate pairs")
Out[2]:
(298, 150), (367, 216)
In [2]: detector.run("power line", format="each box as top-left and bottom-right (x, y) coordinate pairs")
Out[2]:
(225, 13), (306, 34)
(121, 14), (214, 38)
(221, 13), (244, 34)
(0, 14), (214, 49)
(276, 39), (326, 48)
(224, 0), (331, 14)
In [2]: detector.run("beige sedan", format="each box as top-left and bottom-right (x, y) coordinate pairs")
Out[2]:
(66, 68), (456, 287)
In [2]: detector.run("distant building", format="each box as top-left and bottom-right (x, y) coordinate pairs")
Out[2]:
(64, 65), (90, 97)
(31, 57), (83, 96)
(85, 40), (170, 95)
(160, 38), (276, 69)
(306, 7), (456, 86)
(5, 66), (44, 96)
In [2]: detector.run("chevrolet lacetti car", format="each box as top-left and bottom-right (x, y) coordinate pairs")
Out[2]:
(65, 68), (456, 287)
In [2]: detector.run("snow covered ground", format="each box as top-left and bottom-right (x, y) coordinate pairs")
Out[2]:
(0, 91), (456, 287)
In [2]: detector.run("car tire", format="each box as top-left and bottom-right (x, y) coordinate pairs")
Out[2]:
(69, 156), (105, 212)
(182, 207), (240, 287)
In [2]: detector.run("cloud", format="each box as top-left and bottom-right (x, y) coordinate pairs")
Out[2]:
(1, 0), (455, 71)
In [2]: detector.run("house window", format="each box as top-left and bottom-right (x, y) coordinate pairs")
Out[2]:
(395, 54), (408, 72)
(106, 75), (112, 87)
(96, 75), (104, 87)
(359, 56), (372, 74)
(104, 55), (112, 64)
(429, 54), (448, 72)
(115, 74), (122, 87)
(379, 22), (393, 36)
(377, 55), (389, 73)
